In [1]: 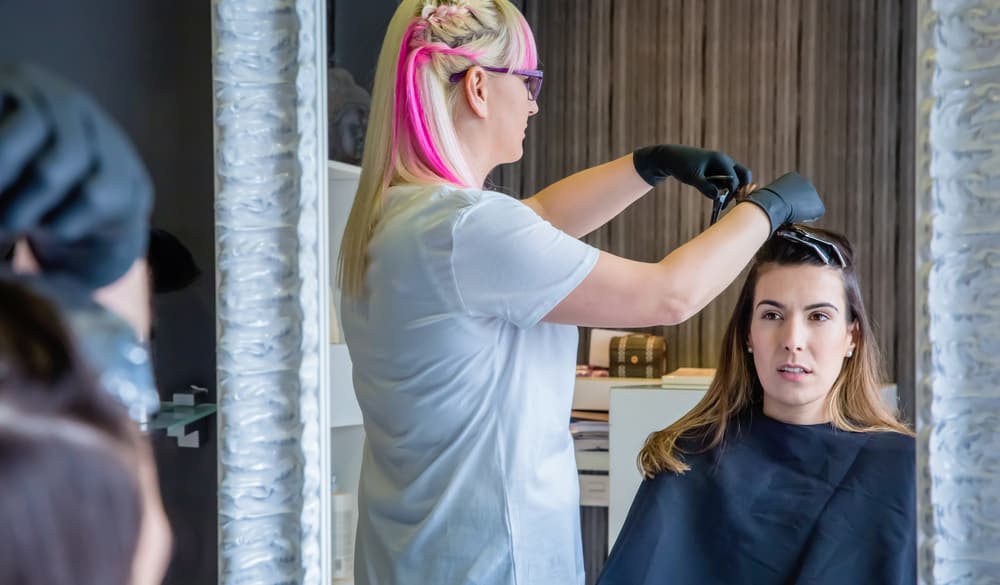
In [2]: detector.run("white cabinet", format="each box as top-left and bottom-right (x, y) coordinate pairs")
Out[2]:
(572, 376), (655, 411)
(328, 161), (366, 543)
(608, 384), (706, 546)
(328, 160), (363, 429)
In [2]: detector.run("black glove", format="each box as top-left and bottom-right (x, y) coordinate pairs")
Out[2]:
(0, 63), (152, 289)
(632, 144), (752, 199)
(742, 172), (825, 233)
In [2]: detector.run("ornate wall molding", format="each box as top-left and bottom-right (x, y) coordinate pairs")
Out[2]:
(916, 1), (1000, 582)
(212, 1), (329, 583)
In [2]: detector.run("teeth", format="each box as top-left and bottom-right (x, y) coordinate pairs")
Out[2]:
(780, 367), (806, 374)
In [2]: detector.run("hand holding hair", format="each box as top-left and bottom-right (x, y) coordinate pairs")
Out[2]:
(0, 63), (153, 289)
(632, 144), (753, 199)
(740, 172), (826, 234)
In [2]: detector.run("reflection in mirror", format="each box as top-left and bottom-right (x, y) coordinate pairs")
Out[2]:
(211, 0), (999, 582)
(320, 2), (923, 585)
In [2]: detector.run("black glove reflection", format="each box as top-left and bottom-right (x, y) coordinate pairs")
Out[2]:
(0, 63), (152, 289)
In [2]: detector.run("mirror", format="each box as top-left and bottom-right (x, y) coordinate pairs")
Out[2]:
(212, 1), (994, 583)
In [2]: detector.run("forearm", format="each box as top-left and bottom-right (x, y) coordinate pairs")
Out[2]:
(654, 203), (770, 321)
(522, 154), (651, 238)
(543, 202), (771, 328)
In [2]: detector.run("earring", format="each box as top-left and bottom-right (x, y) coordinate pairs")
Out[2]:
(846, 350), (854, 358)
(747, 346), (753, 354)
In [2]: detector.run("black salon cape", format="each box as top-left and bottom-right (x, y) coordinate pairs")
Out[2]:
(597, 409), (915, 585)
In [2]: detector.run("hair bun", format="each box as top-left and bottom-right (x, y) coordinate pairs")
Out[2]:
(421, 2), (472, 26)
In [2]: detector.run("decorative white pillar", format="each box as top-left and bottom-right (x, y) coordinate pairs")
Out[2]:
(212, 0), (330, 583)
(916, 1), (1000, 582)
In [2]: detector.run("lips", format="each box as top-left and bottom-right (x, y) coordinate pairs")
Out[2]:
(777, 364), (813, 374)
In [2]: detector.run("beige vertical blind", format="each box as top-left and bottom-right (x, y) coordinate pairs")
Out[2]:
(497, 0), (916, 416)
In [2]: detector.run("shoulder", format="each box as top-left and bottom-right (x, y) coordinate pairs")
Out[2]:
(388, 185), (538, 226)
(456, 189), (538, 220)
(851, 430), (915, 489)
(392, 184), (525, 207)
(377, 185), (511, 243)
(450, 189), (554, 244)
(859, 430), (915, 460)
(384, 183), (484, 211)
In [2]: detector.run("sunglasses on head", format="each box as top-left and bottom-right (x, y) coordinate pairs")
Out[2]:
(774, 226), (847, 269)
(449, 66), (544, 101)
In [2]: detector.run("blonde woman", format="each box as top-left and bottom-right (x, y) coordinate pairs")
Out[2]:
(338, 1), (827, 583)
(597, 227), (915, 585)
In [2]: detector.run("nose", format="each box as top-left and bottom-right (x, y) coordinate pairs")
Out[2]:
(528, 99), (539, 116)
(782, 317), (806, 353)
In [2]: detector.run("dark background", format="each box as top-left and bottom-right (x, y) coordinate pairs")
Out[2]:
(1, 2), (217, 582)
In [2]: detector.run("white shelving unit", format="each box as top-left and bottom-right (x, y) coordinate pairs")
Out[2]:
(328, 161), (366, 532)
(328, 160), (364, 429)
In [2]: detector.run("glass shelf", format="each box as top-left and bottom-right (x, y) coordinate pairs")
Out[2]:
(143, 402), (217, 447)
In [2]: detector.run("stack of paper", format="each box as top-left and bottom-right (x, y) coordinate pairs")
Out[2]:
(661, 367), (715, 389)
(570, 417), (610, 506)
(570, 420), (609, 460)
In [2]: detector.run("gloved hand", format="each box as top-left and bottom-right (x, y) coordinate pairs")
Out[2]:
(0, 63), (152, 289)
(742, 172), (825, 234)
(632, 144), (752, 199)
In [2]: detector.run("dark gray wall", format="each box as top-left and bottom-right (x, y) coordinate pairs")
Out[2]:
(0, 2), (217, 584)
(330, 0), (399, 91)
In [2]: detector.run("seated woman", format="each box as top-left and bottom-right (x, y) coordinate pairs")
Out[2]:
(0, 279), (171, 585)
(597, 226), (915, 585)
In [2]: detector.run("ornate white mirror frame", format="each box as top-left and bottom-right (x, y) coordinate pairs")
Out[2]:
(916, 0), (1000, 582)
(212, 0), (330, 582)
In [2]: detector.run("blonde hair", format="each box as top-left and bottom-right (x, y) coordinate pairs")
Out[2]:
(638, 227), (913, 478)
(338, 0), (538, 298)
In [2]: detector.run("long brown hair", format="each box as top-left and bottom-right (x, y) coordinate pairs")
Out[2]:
(0, 279), (144, 585)
(638, 226), (913, 478)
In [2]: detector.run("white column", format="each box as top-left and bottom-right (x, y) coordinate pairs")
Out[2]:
(916, 1), (1000, 582)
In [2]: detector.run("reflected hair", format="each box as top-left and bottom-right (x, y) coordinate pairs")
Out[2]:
(338, 0), (538, 298)
(638, 226), (913, 478)
(0, 280), (143, 585)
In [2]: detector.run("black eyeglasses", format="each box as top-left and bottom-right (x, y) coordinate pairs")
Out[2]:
(449, 66), (544, 101)
(774, 226), (847, 268)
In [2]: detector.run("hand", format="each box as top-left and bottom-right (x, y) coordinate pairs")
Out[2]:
(742, 172), (825, 233)
(0, 63), (152, 289)
(632, 144), (752, 199)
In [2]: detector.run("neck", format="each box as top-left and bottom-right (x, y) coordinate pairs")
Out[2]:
(762, 396), (831, 425)
(452, 112), (497, 189)
(458, 137), (493, 189)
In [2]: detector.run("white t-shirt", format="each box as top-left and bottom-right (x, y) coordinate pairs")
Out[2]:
(342, 184), (600, 585)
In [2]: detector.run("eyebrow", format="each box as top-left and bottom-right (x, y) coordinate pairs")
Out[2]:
(756, 300), (840, 312)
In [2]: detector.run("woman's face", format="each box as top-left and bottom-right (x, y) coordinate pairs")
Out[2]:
(486, 71), (539, 163)
(747, 264), (857, 425)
